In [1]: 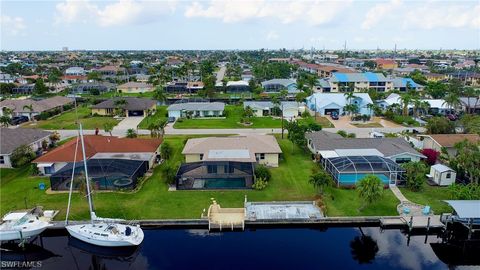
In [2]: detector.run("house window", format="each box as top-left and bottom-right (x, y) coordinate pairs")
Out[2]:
(207, 165), (217, 174)
(446, 173), (451, 179)
(44, 165), (55, 174)
(0, 156), (4, 164)
(199, 154), (204, 160)
(396, 157), (411, 164)
(260, 153), (265, 160)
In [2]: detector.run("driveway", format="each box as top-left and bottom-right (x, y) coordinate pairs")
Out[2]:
(327, 116), (356, 129)
(113, 116), (145, 131)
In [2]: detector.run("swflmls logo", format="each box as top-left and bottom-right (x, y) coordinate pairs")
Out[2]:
(1, 261), (42, 268)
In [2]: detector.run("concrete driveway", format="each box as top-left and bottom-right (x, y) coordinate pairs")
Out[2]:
(327, 115), (356, 129)
(113, 116), (145, 131)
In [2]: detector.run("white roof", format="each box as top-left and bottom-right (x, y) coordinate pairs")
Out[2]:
(226, 80), (249, 87)
(444, 200), (480, 218)
(334, 149), (384, 157)
(308, 93), (373, 109)
(318, 150), (339, 158)
(37, 163), (54, 167)
(431, 164), (454, 173)
(207, 149), (250, 159)
(382, 94), (448, 109)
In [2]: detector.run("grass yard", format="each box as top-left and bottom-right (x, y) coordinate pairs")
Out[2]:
(400, 186), (452, 214)
(351, 122), (384, 128)
(323, 187), (399, 216)
(28, 106), (119, 130)
(1, 135), (400, 220)
(298, 115), (334, 128)
(138, 106), (168, 129)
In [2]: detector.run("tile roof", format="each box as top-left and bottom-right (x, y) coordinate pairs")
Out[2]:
(33, 135), (162, 163)
(167, 102), (225, 111)
(426, 134), (480, 148)
(91, 97), (156, 111)
(0, 96), (73, 114)
(182, 135), (282, 162)
(0, 128), (51, 154)
(306, 131), (425, 158)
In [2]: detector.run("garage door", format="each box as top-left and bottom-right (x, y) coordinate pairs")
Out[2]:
(128, 110), (144, 117)
(324, 109), (339, 115)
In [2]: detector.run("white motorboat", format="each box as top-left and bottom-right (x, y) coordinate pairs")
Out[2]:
(0, 208), (53, 242)
(64, 123), (144, 247)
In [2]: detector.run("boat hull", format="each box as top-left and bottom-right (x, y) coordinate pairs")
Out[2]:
(0, 225), (50, 242)
(66, 223), (144, 247)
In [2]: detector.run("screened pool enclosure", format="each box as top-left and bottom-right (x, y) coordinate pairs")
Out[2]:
(50, 159), (149, 191)
(323, 156), (405, 186)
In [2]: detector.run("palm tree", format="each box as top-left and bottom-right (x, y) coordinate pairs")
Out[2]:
(153, 85), (167, 104)
(399, 93), (413, 116)
(463, 87), (479, 114)
(147, 122), (159, 138)
(113, 98), (127, 117)
(308, 171), (333, 195)
(23, 104), (34, 121)
(356, 175), (384, 211)
(366, 103), (376, 116)
(126, 128), (137, 138)
(0, 116), (10, 127)
(343, 103), (358, 118)
(442, 92), (461, 113)
(103, 122), (114, 136)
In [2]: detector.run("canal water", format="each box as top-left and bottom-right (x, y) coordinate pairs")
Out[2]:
(1, 227), (478, 270)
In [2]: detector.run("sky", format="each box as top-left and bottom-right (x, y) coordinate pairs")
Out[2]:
(1, 0), (479, 51)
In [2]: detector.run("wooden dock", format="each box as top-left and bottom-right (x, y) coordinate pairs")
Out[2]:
(380, 215), (444, 230)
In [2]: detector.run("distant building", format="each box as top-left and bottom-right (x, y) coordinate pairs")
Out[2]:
(65, 67), (85, 76)
(391, 78), (425, 92)
(0, 96), (73, 120)
(165, 81), (204, 93)
(315, 72), (393, 92)
(374, 59), (398, 70)
(117, 82), (153, 93)
(226, 81), (250, 93)
(419, 134), (480, 157)
(261, 79), (299, 94)
(425, 73), (447, 82)
(243, 101), (301, 119)
(71, 82), (116, 95)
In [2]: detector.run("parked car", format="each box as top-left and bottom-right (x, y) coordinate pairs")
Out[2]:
(446, 114), (457, 121)
(10, 115), (29, 125)
(330, 112), (339, 120)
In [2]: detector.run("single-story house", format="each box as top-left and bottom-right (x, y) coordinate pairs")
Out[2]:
(117, 82), (153, 93)
(226, 81), (250, 92)
(243, 101), (301, 119)
(71, 82), (116, 94)
(33, 135), (162, 189)
(460, 97), (480, 114)
(0, 96), (74, 120)
(419, 134), (480, 156)
(392, 78), (425, 92)
(0, 128), (52, 168)
(306, 131), (424, 186)
(12, 84), (35, 95)
(65, 67), (85, 76)
(167, 102), (225, 119)
(165, 81), (204, 93)
(91, 97), (156, 117)
(176, 135), (282, 190)
(378, 93), (452, 115)
(261, 79), (299, 94)
(306, 131), (426, 164)
(306, 93), (374, 116)
(427, 164), (456, 186)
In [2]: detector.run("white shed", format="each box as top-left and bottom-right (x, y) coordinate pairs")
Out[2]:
(427, 164), (456, 186)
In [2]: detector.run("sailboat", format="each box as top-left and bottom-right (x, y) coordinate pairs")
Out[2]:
(65, 123), (144, 247)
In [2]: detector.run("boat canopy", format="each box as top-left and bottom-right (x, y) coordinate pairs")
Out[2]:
(444, 200), (480, 218)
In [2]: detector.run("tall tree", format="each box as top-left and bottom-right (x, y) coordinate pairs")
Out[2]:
(309, 170), (333, 195)
(23, 104), (34, 121)
(356, 175), (384, 210)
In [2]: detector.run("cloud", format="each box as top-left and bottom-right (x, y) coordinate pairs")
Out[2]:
(362, 0), (402, 30)
(184, 0), (352, 26)
(0, 15), (27, 36)
(266, 30), (279, 41)
(403, 1), (480, 30)
(55, 0), (177, 27)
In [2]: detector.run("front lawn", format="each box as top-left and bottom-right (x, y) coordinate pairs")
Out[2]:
(351, 122), (383, 128)
(400, 186), (452, 214)
(27, 106), (119, 130)
(138, 106), (168, 129)
(298, 115), (334, 128)
(1, 135), (400, 220)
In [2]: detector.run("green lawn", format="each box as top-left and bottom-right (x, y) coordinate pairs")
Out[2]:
(400, 186), (452, 214)
(298, 115), (334, 128)
(1, 135), (400, 220)
(138, 106), (168, 129)
(27, 106), (120, 130)
(351, 122), (384, 128)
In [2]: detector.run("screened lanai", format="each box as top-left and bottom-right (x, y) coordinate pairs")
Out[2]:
(323, 156), (405, 187)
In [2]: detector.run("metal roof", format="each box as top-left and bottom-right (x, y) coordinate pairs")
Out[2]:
(431, 164), (454, 173)
(443, 200), (480, 219)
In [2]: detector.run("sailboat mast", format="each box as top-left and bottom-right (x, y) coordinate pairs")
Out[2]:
(79, 123), (94, 223)
(65, 134), (80, 225)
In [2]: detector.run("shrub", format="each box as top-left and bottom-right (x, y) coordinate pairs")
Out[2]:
(402, 162), (428, 192)
(448, 183), (480, 200)
(301, 110), (311, 118)
(421, 149), (440, 165)
(254, 165), (271, 181)
(337, 130), (347, 137)
(161, 142), (173, 160)
(347, 133), (356, 138)
(252, 178), (268, 190)
(161, 164), (177, 185)
(10, 144), (36, 168)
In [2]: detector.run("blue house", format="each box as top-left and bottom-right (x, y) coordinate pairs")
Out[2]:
(306, 93), (374, 116)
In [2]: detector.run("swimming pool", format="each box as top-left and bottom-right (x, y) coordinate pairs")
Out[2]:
(203, 178), (246, 188)
(338, 173), (390, 185)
